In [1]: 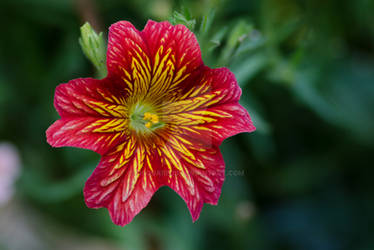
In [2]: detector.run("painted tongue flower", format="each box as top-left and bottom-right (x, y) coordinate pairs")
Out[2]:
(46, 20), (255, 226)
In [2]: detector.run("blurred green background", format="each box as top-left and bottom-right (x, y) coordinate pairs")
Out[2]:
(0, 0), (374, 249)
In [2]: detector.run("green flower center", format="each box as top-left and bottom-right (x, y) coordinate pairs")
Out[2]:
(129, 103), (164, 134)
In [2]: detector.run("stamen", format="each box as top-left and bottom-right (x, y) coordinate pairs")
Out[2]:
(143, 112), (153, 120)
(129, 104), (164, 134)
(142, 112), (160, 130)
(145, 122), (152, 128)
(150, 114), (159, 123)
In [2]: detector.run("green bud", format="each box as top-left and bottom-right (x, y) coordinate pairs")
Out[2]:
(79, 22), (107, 78)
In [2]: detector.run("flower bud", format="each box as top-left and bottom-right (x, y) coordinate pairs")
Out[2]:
(79, 22), (107, 78)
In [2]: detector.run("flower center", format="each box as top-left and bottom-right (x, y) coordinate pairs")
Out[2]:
(143, 112), (159, 128)
(129, 103), (164, 134)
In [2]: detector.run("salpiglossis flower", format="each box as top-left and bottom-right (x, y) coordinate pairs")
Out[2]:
(46, 20), (256, 226)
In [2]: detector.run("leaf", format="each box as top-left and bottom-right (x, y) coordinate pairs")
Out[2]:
(292, 58), (374, 144)
(169, 10), (196, 31)
(199, 9), (215, 36)
(20, 163), (93, 203)
(208, 26), (229, 51)
(240, 92), (272, 134)
(218, 20), (253, 66)
(231, 53), (268, 85)
(234, 29), (265, 56)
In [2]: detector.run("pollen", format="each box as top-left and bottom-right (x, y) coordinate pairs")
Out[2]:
(129, 103), (164, 134)
(145, 122), (152, 128)
(143, 112), (160, 126)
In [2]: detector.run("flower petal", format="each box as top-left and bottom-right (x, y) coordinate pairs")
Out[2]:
(47, 77), (128, 154)
(157, 138), (225, 221)
(106, 20), (203, 102)
(141, 20), (203, 99)
(107, 21), (152, 98)
(162, 67), (255, 146)
(46, 117), (127, 155)
(84, 139), (160, 226)
(53, 77), (128, 118)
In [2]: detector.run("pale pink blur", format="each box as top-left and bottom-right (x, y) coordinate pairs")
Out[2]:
(0, 142), (21, 205)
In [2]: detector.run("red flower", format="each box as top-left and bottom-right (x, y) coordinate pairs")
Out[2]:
(46, 20), (255, 226)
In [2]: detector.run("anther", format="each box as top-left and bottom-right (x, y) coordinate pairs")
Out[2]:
(143, 112), (160, 128)
(145, 122), (152, 128)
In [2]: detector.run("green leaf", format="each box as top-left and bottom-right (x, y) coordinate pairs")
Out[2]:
(240, 91), (272, 134)
(208, 26), (228, 51)
(234, 29), (265, 56)
(199, 9), (215, 36)
(241, 101), (272, 135)
(20, 164), (93, 203)
(227, 21), (253, 49)
(218, 20), (253, 66)
(231, 53), (268, 85)
(169, 10), (196, 31)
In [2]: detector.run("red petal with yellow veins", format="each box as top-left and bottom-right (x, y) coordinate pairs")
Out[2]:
(141, 21), (203, 99)
(47, 77), (128, 155)
(47, 117), (126, 155)
(53, 77), (127, 117)
(159, 140), (225, 221)
(163, 67), (255, 146)
(107, 21), (152, 98)
(84, 139), (160, 226)
(166, 104), (253, 147)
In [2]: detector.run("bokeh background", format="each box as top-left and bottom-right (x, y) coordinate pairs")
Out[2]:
(1, 0), (374, 249)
